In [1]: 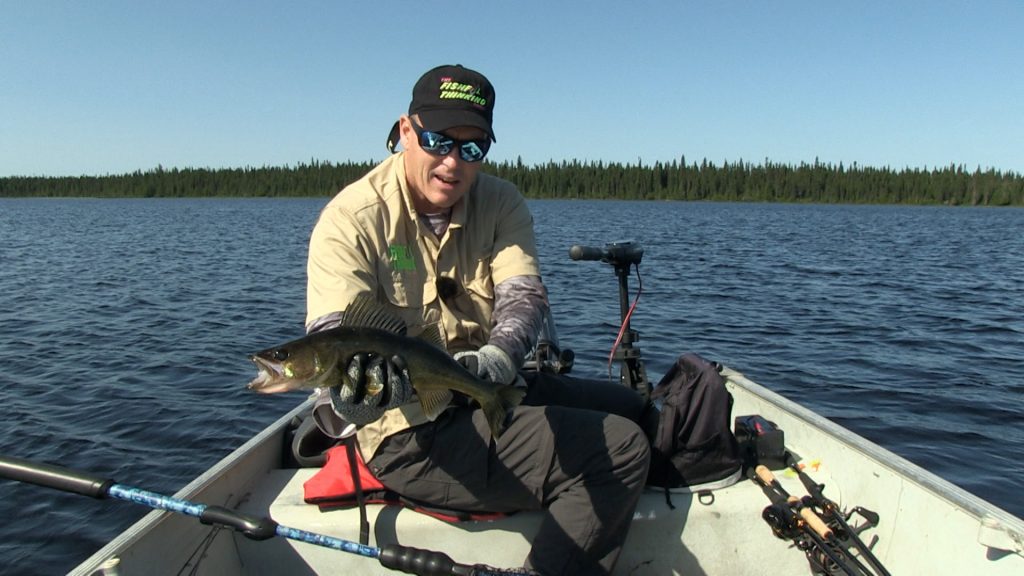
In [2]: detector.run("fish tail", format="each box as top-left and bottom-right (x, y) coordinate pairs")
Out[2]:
(481, 384), (527, 438)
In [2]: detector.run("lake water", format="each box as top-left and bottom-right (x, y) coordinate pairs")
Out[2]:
(1, 198), (1022, 575)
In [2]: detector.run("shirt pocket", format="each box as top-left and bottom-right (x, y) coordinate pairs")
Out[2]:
(377, 260), (437, 336)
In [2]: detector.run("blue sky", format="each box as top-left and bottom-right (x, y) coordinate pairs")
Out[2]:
(2, 1), (1021, 177)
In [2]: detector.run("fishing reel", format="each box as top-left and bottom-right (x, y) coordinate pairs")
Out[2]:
(762, 504), (844, 575)
(524, 310), (575, 375)
(807, 545), (849, 576)
(762, 502), (808, 541)
(798, 495), (882, 550)
(792, 497), (885, 576)
(761, 504), (850, 576)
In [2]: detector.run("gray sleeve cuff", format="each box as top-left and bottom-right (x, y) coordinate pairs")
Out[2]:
(310, 388), (357, 439)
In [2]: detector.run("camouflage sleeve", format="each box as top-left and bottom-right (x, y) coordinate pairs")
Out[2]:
(306, 310), (347, 334)
(488, 275), (548, 369)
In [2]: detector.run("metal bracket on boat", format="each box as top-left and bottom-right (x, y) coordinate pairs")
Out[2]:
(92, 557), (121, 576)
(978, 514), (1024, 558)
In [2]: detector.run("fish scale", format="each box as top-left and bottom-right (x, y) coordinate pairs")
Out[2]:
(247, 296), (524, 438)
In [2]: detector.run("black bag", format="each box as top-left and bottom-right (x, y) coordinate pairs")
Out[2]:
(647, 353), (742, 491)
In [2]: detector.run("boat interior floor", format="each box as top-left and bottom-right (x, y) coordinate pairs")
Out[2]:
(231, 465), (836, 576)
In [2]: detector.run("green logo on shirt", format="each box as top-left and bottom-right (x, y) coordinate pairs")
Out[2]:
(388, 245), (416, 271)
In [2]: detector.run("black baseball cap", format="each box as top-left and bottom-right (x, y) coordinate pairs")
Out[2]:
(387, 64), (496, 153)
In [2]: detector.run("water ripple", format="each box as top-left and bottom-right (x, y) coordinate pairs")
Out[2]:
(1, 199), (1023, 575)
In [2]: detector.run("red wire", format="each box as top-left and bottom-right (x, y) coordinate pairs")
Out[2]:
(607, 265), (643, 381)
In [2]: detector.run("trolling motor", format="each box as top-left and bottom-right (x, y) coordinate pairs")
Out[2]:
(569, 241), (651, 398)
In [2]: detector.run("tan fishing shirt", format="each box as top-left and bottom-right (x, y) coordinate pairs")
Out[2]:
(306, 153), (541, 460)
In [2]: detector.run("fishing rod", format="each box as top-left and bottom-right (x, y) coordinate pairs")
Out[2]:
(0, 455), (529, 576)
(750, 465), (870, 576)
(785, 454), (890, 576)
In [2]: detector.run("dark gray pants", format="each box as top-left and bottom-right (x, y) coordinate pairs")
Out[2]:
(368, 373), (652, 575)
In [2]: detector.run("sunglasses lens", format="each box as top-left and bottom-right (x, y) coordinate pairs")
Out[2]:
(420, 131), (453, 155)
(414, 123), (489, 163)
(459, 141), (489, 162)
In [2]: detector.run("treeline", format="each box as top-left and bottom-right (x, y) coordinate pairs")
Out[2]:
(2, 157), (1022, 206)
(489, 157), (1023, 206)
(0, 160), (376, 199)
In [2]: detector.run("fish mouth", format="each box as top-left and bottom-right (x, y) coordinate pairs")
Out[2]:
(247, 355), (288, 393)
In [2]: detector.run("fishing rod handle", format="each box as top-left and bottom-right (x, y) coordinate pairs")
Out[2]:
(787, 497), (833, 540)
(379, 544), (477, 576)
(1, 455), (528, 576)
(788, 459), (892, 576)
(787, 457), (829, 501)
(379, 544), (533, 576)
(787, 460), (848, 524)
(754, 465), (779, 488)
(755, 465), (833, 540)
(0, 455), (113, 499)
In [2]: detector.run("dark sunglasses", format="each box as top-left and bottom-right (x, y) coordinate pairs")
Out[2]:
(410, 120), (490, 163)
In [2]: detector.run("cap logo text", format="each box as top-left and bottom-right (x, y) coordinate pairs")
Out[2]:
(437, 80), (488, 107)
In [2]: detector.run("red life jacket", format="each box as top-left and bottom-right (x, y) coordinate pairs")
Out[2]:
(303, 439), (507, 543)
(303, 441), (388, 505)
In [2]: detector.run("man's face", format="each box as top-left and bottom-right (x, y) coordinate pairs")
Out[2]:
(400, 115), (487, 213)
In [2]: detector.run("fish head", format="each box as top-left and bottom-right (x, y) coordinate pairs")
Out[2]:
(247, 339), (330, 393)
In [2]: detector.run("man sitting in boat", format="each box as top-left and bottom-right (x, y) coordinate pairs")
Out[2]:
(303, 64), (653, 576)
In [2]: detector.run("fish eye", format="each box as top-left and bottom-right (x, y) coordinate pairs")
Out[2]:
(272, 349), (290, 361)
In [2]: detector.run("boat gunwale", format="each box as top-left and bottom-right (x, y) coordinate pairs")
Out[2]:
(68, 398), (316, 576)
(724, 366), (1024, 534)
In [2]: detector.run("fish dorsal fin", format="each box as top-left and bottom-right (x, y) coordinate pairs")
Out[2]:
(418, 388), (453, 421)
(341, 295), (407, 335)
(418, 323), (448, 352)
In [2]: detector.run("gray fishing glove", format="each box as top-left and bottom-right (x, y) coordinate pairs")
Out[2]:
(329, 353), (412, 426)
(454, 344), (518, 385)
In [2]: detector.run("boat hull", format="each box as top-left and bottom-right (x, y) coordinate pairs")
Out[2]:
(70, 368), (1024, 575)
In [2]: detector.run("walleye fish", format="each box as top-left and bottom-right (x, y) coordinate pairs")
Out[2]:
(247, 296), (525, 438)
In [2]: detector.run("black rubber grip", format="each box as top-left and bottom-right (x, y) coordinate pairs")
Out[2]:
(379, 543), (472, 576)
(569, 245), (604, 261)
(200, 505), (279, 540)
(0, 455), (114, 499)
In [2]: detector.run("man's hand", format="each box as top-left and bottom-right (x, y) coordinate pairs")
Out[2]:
(329, 353), (412, 425)
(454, 344), (517, 385)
